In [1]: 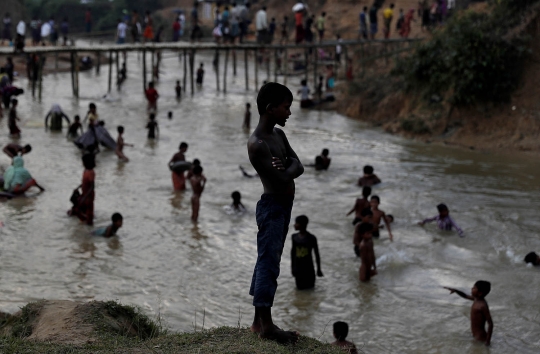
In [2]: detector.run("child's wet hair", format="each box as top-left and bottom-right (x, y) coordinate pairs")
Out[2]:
(24, 144), (32, 153)
(360, 208), (373, 217)
(148, 81), (154, 88)
(524, 252), (538, 264)
(370, 195), (380, 203)
(474, 281), (491, 296)
(363, 165), (374, 174)
(193, 165), (203, 175)
(246, 103), (251, 108)
(180, 142), (188, 150)
(362, 186), (372, 197)
(322, 148), (329, 156)
(295, 215), (309, 228)
(149, 113), (156, 120)
(112, 212), (123, 223)
(437, 203), (448, 212)
(301, 79), (307, 86)
(387, 214), (394, 222)
(82, 153), (95, 169)
(333, 321), (349, 341)
(193, 158), (201, 166)
(231, 191), (241, 201)
(74, 115), (80, 121)
(89, 102), (96, 110)
(117, 125), (124, 134)
(256, 82), (293, 115)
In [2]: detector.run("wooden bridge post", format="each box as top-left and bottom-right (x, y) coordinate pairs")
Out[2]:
(96, 52), (101, 74)
(223, 48), (229, 93)
(215, 50), (220, 92)
(313, 48), (317, 89)
(233, 49), (237, 76)
(70, 52), (75, 97)
(74, 52), (79, 98)
(142, 49), (147, 93)
(38, 55), (43, 100)
(284, 48), (288, 85)
(108, 50), (113, 93)
(254, 49), (258, 91)
(304, 47), (308, 83)
(115, 51), (120, 90)
(183, 49), (187, 92)
(274, 49), (278, 83)
(190, 50), (195, 96)
(361, 42), (365, 77)
(244, 49), (249, 91)
(151, 49), (155, 81)
(266, 49), (270, 82)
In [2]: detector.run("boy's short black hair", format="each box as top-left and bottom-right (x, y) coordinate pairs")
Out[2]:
(437, 204), (448, 212)
(246, 103), (251, 108)
(74, 115), (80, 121)
(322, 148), (329, 156)
(301, 79), (307, 86)
(256, 82), (293, 115)
(371, 195), (380, 203)
(23, 144), (32, 153)
(295, 215), (309, 227)
(82, 153), (95, 170)
(89, 102), (96, 110)
(193, 158), (201, 166)
(148, 81), (154, 88)
(193, 165), (203, 175)
(363, 165), (374, 174)
(474, 281), (491, 296)
(11, 98), (18, 105)
(362, 186), (371, 198)
(112, 212), (123, 223)
(333, 321), (348, 341)
(168, 111), (172, 117)
(231, 191), (241, 201)
(149, 113), (156, 120)
(524, 252), (539, 264)
(360, 208), (373, 217)
(357, 222), (373, 234)
(180, 142), (188, 149)
(117, 125), (124, 134)
(387, 214), (394, 222)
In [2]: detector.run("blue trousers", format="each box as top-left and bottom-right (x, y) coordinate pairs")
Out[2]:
(249, 194), (294, 307)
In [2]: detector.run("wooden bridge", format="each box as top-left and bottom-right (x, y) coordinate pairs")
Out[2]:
(0, 39), (420, 99)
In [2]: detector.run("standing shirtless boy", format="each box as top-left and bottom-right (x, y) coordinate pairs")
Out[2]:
(357, 222), (377, 282)
(189, 165), (206, 222)
(115, 126), (133, 162)
(346, 186), (371, 225)
(247, 83), (304, 344)
(444, 281), (493, 346)
(370, 195), (393, 241)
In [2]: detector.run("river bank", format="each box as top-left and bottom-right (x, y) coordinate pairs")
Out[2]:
(0, 300), (342, 353)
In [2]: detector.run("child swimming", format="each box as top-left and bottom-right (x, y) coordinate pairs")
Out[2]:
(92, 213), (123, 237)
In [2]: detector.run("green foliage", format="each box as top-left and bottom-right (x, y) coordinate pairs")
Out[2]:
(395, 1), (535, 105)
(10, 301), (42, 338)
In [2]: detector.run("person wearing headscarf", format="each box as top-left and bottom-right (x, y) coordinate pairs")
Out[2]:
(3, 156), (45, 194)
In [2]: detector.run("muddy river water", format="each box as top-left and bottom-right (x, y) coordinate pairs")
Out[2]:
(0, 49), (539, 353)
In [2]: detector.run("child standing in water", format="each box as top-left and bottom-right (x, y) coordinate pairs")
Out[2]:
(169, 142), (188, 191)
(331, 322), (358, 354)
(189, 165), (206, 222)
(196, 63), (205, 86)
(115, 126), (132, 162)
(370, 195), (393, 241)
(67, 115), (83, 138)
(347, 186), (372, 225)
(357, 165), (381, 187)
(175, 80), (181, 99)
(92, 213), (123, 237)
(75, 154), (96, 226)
(8, 99), (21, 137)
(419, 203), (464, 237)
(353, 208), (373, 257)
(444, 281), (493, 346)
(231, 191), (246, 212)
(146, 113), (159, 139)
(358, 222), (377, 282)
(145, 81), (159, 111)
(290, 215), (323, 290)
(243, 103), (251, 129)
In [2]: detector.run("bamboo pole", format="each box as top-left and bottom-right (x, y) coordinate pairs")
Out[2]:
(108, 50), (113, 93)
(38, 55), (43, 100)
(223, 48), (229, 93)
(151, 49), (155, 81)
(142, 49), (147, 93)
(215, 50), (220, 92)
(32, 59), (36, 97)
(115, 51), (120, 90)
(70, 52), (75, 96)
(183, 49), (187, 92)
(233, 49), (237, 76)
(254, 49), (258, 91)
(244, 49), (249, 91)
(75, 52), (79, 97)
(190, 50), (195, 95)
(96, 52), (101, 74)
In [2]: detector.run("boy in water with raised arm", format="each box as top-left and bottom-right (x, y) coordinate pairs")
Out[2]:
(247, 83), (304, 344)
(444, 281), (493, 346)
(346, 186), (371, 225)
(370, 195), (393, 241)
(189, 165), (206, 222)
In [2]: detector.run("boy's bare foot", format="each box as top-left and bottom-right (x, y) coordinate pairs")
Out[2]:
(259, 327), (299, 344)
(250, 323), (281, 333)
